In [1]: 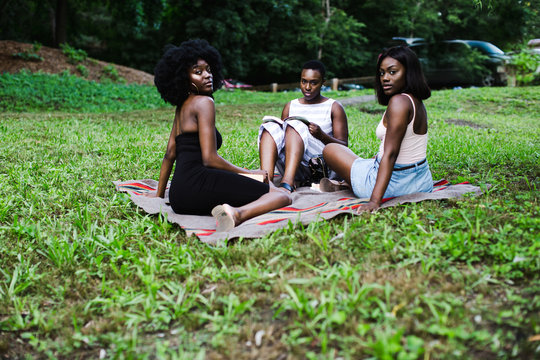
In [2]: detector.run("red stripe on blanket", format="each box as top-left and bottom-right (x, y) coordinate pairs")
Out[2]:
(121, 182), (156, 191)
(322, 207), (351, 213)
(322, 200), (369, 213)
(434, 179), (448, 186)
(258, 218), (288, 225)
(272, 203), (327, 213)
(196, 231), (216, 236)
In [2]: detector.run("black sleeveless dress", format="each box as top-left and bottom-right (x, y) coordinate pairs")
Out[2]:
(169, 129), (269, 215)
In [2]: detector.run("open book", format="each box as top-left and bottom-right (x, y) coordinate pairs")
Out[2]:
(262, 115), (310, 127)
(239, 173), (266, 182)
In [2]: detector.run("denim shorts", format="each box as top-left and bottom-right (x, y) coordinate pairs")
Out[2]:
(350, 156), (433, 199)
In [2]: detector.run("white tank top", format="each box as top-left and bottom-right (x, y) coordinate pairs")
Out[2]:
(289, 98), (335, 137)
(376, 93), (427, 164)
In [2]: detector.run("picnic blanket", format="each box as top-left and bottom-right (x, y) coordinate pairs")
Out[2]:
(113, 179), (485, 245)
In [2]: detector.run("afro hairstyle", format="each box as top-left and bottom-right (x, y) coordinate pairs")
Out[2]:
(154, 39), (224, 106)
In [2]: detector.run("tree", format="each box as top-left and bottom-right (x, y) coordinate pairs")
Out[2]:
(54, 0), (67, 46)
(0, 0), (536, 81)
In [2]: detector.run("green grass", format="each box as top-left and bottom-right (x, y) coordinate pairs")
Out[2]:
(0, 76), (538, 359)
(0, 71), (368, 113)
(0, 70), (166, 113)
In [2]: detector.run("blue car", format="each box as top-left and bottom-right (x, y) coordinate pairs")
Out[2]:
(408, 39), (508, 87)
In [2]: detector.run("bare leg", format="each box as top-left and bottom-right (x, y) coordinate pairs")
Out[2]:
(322, 143), (359, 185)
(259, 130), (278, 183)
(212, 191), (291, 232)
(281, 126), (304, 188)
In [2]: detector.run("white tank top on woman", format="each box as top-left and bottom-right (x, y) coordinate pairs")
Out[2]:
(375, 93), (427, 164)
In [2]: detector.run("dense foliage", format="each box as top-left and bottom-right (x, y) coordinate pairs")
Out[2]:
(1, 0), (538, 82)
(0, 74), (538, 358)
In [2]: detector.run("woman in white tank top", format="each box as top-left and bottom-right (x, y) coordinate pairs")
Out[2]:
(258, 60), (349, 193)
(323, 46), (433, 212)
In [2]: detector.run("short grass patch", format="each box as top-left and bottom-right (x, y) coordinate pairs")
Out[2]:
(0, 82), (538, 359)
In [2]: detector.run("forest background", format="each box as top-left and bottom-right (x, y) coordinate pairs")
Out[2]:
(1, 0), (539, 84)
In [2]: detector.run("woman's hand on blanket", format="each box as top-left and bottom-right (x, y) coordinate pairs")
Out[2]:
(356, 200), (380, 213)
(308, 123), (323, 140)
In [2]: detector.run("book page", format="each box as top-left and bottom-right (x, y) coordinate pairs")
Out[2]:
(239, 173), (265, 182)
(262, 115), (284, 125)
(284, 115), (310, 126)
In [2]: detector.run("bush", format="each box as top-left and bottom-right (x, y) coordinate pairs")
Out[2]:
(101, 64), (124, 83)
(60, 43), (88, 64)
(508, 48), (540, 86)
(76, 64), (89, 78)
(12, 42), (43, 62)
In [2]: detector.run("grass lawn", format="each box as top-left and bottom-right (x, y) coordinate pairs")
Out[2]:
(0, 73), (539, 359)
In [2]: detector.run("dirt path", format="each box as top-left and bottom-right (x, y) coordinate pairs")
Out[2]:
(339, 94), (376, 106)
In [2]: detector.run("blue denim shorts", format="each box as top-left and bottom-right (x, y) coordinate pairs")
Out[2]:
(350, 156), (433, 199)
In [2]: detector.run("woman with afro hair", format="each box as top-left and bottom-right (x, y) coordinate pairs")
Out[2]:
(149, 39), (291, 231)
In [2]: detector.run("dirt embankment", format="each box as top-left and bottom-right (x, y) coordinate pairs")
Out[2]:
(0, 40), (154, 85)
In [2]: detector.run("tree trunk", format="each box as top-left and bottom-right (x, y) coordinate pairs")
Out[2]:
(318, 0), (331, 60)
(54, 0), (67, 46)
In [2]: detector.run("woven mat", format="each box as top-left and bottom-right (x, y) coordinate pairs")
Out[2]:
(113, 179), (484, 245)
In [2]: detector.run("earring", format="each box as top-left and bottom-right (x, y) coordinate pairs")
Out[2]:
(190, 82), (200, 95)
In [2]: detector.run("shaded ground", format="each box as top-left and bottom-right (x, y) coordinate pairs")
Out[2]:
(0, 40), (153, 85)
(339, 94), (376, 106)
(445, 118), (489, 128)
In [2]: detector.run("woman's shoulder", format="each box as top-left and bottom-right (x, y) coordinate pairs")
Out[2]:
(388, 93), (416, 108)
(183, 95), (215, 111)
(192, 94), (215, 105)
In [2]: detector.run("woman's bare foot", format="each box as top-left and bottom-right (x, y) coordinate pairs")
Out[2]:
(211, 204), (239, 232)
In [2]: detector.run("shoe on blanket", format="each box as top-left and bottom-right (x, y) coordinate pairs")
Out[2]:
(319, 178), (350, 192)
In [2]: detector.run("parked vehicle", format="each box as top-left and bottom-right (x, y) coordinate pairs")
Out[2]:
(339, 83), (365, 91)
(527, 39), (540, 55)
(390, 36), (426, 46)
(408, 40), (508, 88)
(223, 78), (253, 89)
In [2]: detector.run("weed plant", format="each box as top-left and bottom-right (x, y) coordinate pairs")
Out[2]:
(0, 81), (538, 359)
(11, 42), (43, 62)
(101, 65), (124, 84)
(76, 64), (89, 78)
(60, 43), (88, 64)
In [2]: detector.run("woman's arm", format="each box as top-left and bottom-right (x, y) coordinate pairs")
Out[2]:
(154, 113), (179, 198)
(197, 96), (268, 179)
(359, 95), (410, 212)
(281, 101), (291, 119)
(309, 101), (348, 146)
